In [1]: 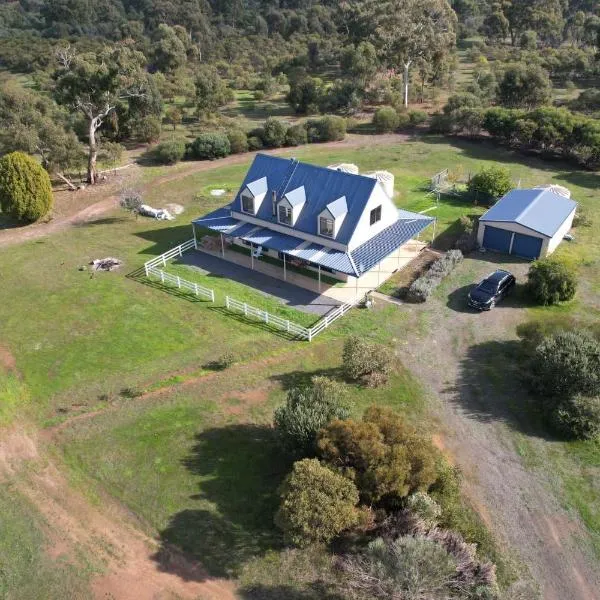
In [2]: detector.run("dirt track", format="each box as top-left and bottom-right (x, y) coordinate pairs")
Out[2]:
(398, 257), (600, 600)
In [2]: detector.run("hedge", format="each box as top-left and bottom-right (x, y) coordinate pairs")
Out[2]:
(407, 250), (464, 303)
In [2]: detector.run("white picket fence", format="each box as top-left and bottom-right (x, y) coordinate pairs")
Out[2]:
(144, 239), (215, 302)
(143, 238), (356, 339)
(225, 295), (356, 341)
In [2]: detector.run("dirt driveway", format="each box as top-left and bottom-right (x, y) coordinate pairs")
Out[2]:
(397, 253), (600, 600)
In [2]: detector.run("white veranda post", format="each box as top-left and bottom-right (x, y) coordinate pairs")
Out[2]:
(192, 224), (197, 249)
(220, 233), (225, 257)
(283, 253), (287, 281)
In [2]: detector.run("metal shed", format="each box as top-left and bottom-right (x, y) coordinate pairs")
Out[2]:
(477, 188), (577, 260)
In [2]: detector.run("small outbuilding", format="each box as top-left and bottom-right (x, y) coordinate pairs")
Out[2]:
(477, 188), (577, 260)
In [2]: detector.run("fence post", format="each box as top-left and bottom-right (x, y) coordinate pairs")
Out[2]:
(244, 303), (248, 316)
(308, 329), (312, 342)
(265, 312), (269, 324)
(286, 320), (290, 332)
(177, 276), (181, 288)
(179, 245), (183, 257)
(144, 264), (149, 277)
(162, 256), (166, 267)
(225, 296), (230, 309)
(194, 283), (199, 296)
(211, 290), (215, 303)
(160, 271), (165, 283)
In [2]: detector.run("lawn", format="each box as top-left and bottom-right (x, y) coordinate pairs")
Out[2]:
(2, 134), (600, 596)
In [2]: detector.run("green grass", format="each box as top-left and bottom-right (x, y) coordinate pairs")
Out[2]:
(0, 486), (93, 599)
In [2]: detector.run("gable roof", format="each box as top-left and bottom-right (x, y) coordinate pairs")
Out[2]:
(283, 186), (306, 207)
(245, 176), (268, 197)
(233, 154), (378, 245)
(326, 196), (348, 219)
(480, 188), (577, 238)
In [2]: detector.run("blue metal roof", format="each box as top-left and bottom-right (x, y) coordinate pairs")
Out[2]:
(351, 215), (434, 274)
(479, 188), (577, 238)
(194, 206), (433, 277)
(232, 154), (377, 245)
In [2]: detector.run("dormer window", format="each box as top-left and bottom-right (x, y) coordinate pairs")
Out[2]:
(278, 204), (292, 225)
(241, 192), (255, 215)
(319, 216), (334, 237)
(370, 205), (382, 225)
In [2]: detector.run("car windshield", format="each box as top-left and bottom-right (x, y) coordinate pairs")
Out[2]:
(479, 281), (498, 294)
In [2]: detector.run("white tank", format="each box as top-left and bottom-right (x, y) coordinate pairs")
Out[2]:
(327, 163), (359, 175)
(364, 170), (395, 198)
(534, 184), (571, 198)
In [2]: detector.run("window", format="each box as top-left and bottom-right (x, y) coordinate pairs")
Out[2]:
(278, 204), (292, 225)
(370, 205), (382, 226)
(319, 216), (334, 237)
(241, 193), (254, 214)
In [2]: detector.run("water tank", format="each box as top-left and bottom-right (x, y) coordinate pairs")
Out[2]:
(364, 170), (395, 198)
(327, 163), (359, 175)
(533, 184), (571, 198)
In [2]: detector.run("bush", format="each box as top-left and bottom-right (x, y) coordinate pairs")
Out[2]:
(429, 113), (453, 134)
(274, 458), (361, 547)
(407, 250), (464, 303)
(372, 107), (400, 133)
(154, 140), (186, 164)
(273, 376), (350, 458)
(226, 129), (249, 154)
(342, 336), (394, 386)
(467, 166), (512, 201)
(553, 394), (600, 440)
(405, 492), (442, 526)
(0, 151), (53, 222)
(527, 259), (577, 305)
(317, 406), (438, 506)
(455, 216), (478, 254)
(134, 115), (162, 143)
(285, 123), (308, 146)
(247, 135), (264, 151)
(186, 132), (231, 160)
(306, 116), (346, 143)
(261, 117), (288, 148)
(408, 110), (428, 126)
(214, 351), (236, 370)
(528, 330), (600, 402)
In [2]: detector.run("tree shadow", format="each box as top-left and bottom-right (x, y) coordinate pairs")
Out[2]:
(238, 583), (343, 600)
(74, 216), (130, 227)
(269, 367), (345, 391)
(134, 224), (195, 256)
(447, 338), (554, 439)
(154, 424), (289, 579)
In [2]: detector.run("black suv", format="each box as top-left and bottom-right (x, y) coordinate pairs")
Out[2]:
(468, 270), (516, 311)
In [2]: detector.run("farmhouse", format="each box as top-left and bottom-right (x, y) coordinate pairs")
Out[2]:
(477, 187), (577, 260)
(193, 154), (433, 290)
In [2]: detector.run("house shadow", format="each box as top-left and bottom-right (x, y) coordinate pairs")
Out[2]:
(446, 338), (554, 439)
(153, 424), (289, 579)
(134, 224), (195, 256)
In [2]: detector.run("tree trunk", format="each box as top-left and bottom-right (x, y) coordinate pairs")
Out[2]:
(87, 120), (98, 184)
(403, 61), (412, 108)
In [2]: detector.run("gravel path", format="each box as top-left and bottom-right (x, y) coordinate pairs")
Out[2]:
(397, 255), (600, 600)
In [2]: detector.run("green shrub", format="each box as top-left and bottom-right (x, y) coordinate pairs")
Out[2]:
(285, 123), (308, 146)
(275, 458), (360, 547)
(527, 259), (577, 305)
(154, 140), (186, 164)
(529, 330), (600, 402)
(553, 394), (600, 440)
(261, 117), (288, 148)
(467, 166), (512, 201)
(247, 135), (264, 151)
(372, 107), (400, 133)
(306, 116), (346, 142)
(396, 112), (410, 129)
(186, 132), (231, 160)
(407, 250), (464, 302)
(0, 151), (53, 222)
(226, 129), (249, 154)
(342, 336), (393, 386)
(133, 115), (162, 143)
(214, 351), (236, 370)
(317, 406), (438, 506)
(429, 113), (453, 134)
(405, 492), (442, 526)
(408, 110), (428, 126)
(273, 376), (350, 458)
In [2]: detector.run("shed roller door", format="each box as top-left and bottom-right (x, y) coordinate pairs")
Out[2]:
(482, 225), (512, 253)
(511, 233), (543, 259)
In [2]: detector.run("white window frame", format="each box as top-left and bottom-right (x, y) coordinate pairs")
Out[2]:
(319, 216), (334, 238)
(278, 204), (292, 225)
(241, 191), (255, 215)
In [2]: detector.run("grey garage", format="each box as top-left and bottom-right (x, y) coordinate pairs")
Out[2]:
(477, 188), (577, 260)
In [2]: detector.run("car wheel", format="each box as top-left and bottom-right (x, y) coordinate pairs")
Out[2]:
(490, 300), (496, 309)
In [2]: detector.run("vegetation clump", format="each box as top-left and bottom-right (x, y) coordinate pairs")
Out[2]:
(186, 133), (230, 160)
(342, 336), (394, 387)
(407, 250), (463, 303)
(372, 107), (400, 133)
(527, 259), (577, 305)
(275, 458), (361, 547)
(273, 376), (350, 458)
(0, 151), (53, 222)
(154, 139), (186, 164)
(467, 166), (512, 202)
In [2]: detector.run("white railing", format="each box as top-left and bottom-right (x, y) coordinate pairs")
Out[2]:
(144, 239), (197, 274)
(225, 295), (357, 341)
(147, 265), (215, 302)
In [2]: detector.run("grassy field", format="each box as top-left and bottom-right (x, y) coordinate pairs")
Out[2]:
(1, 135), (600, 597)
